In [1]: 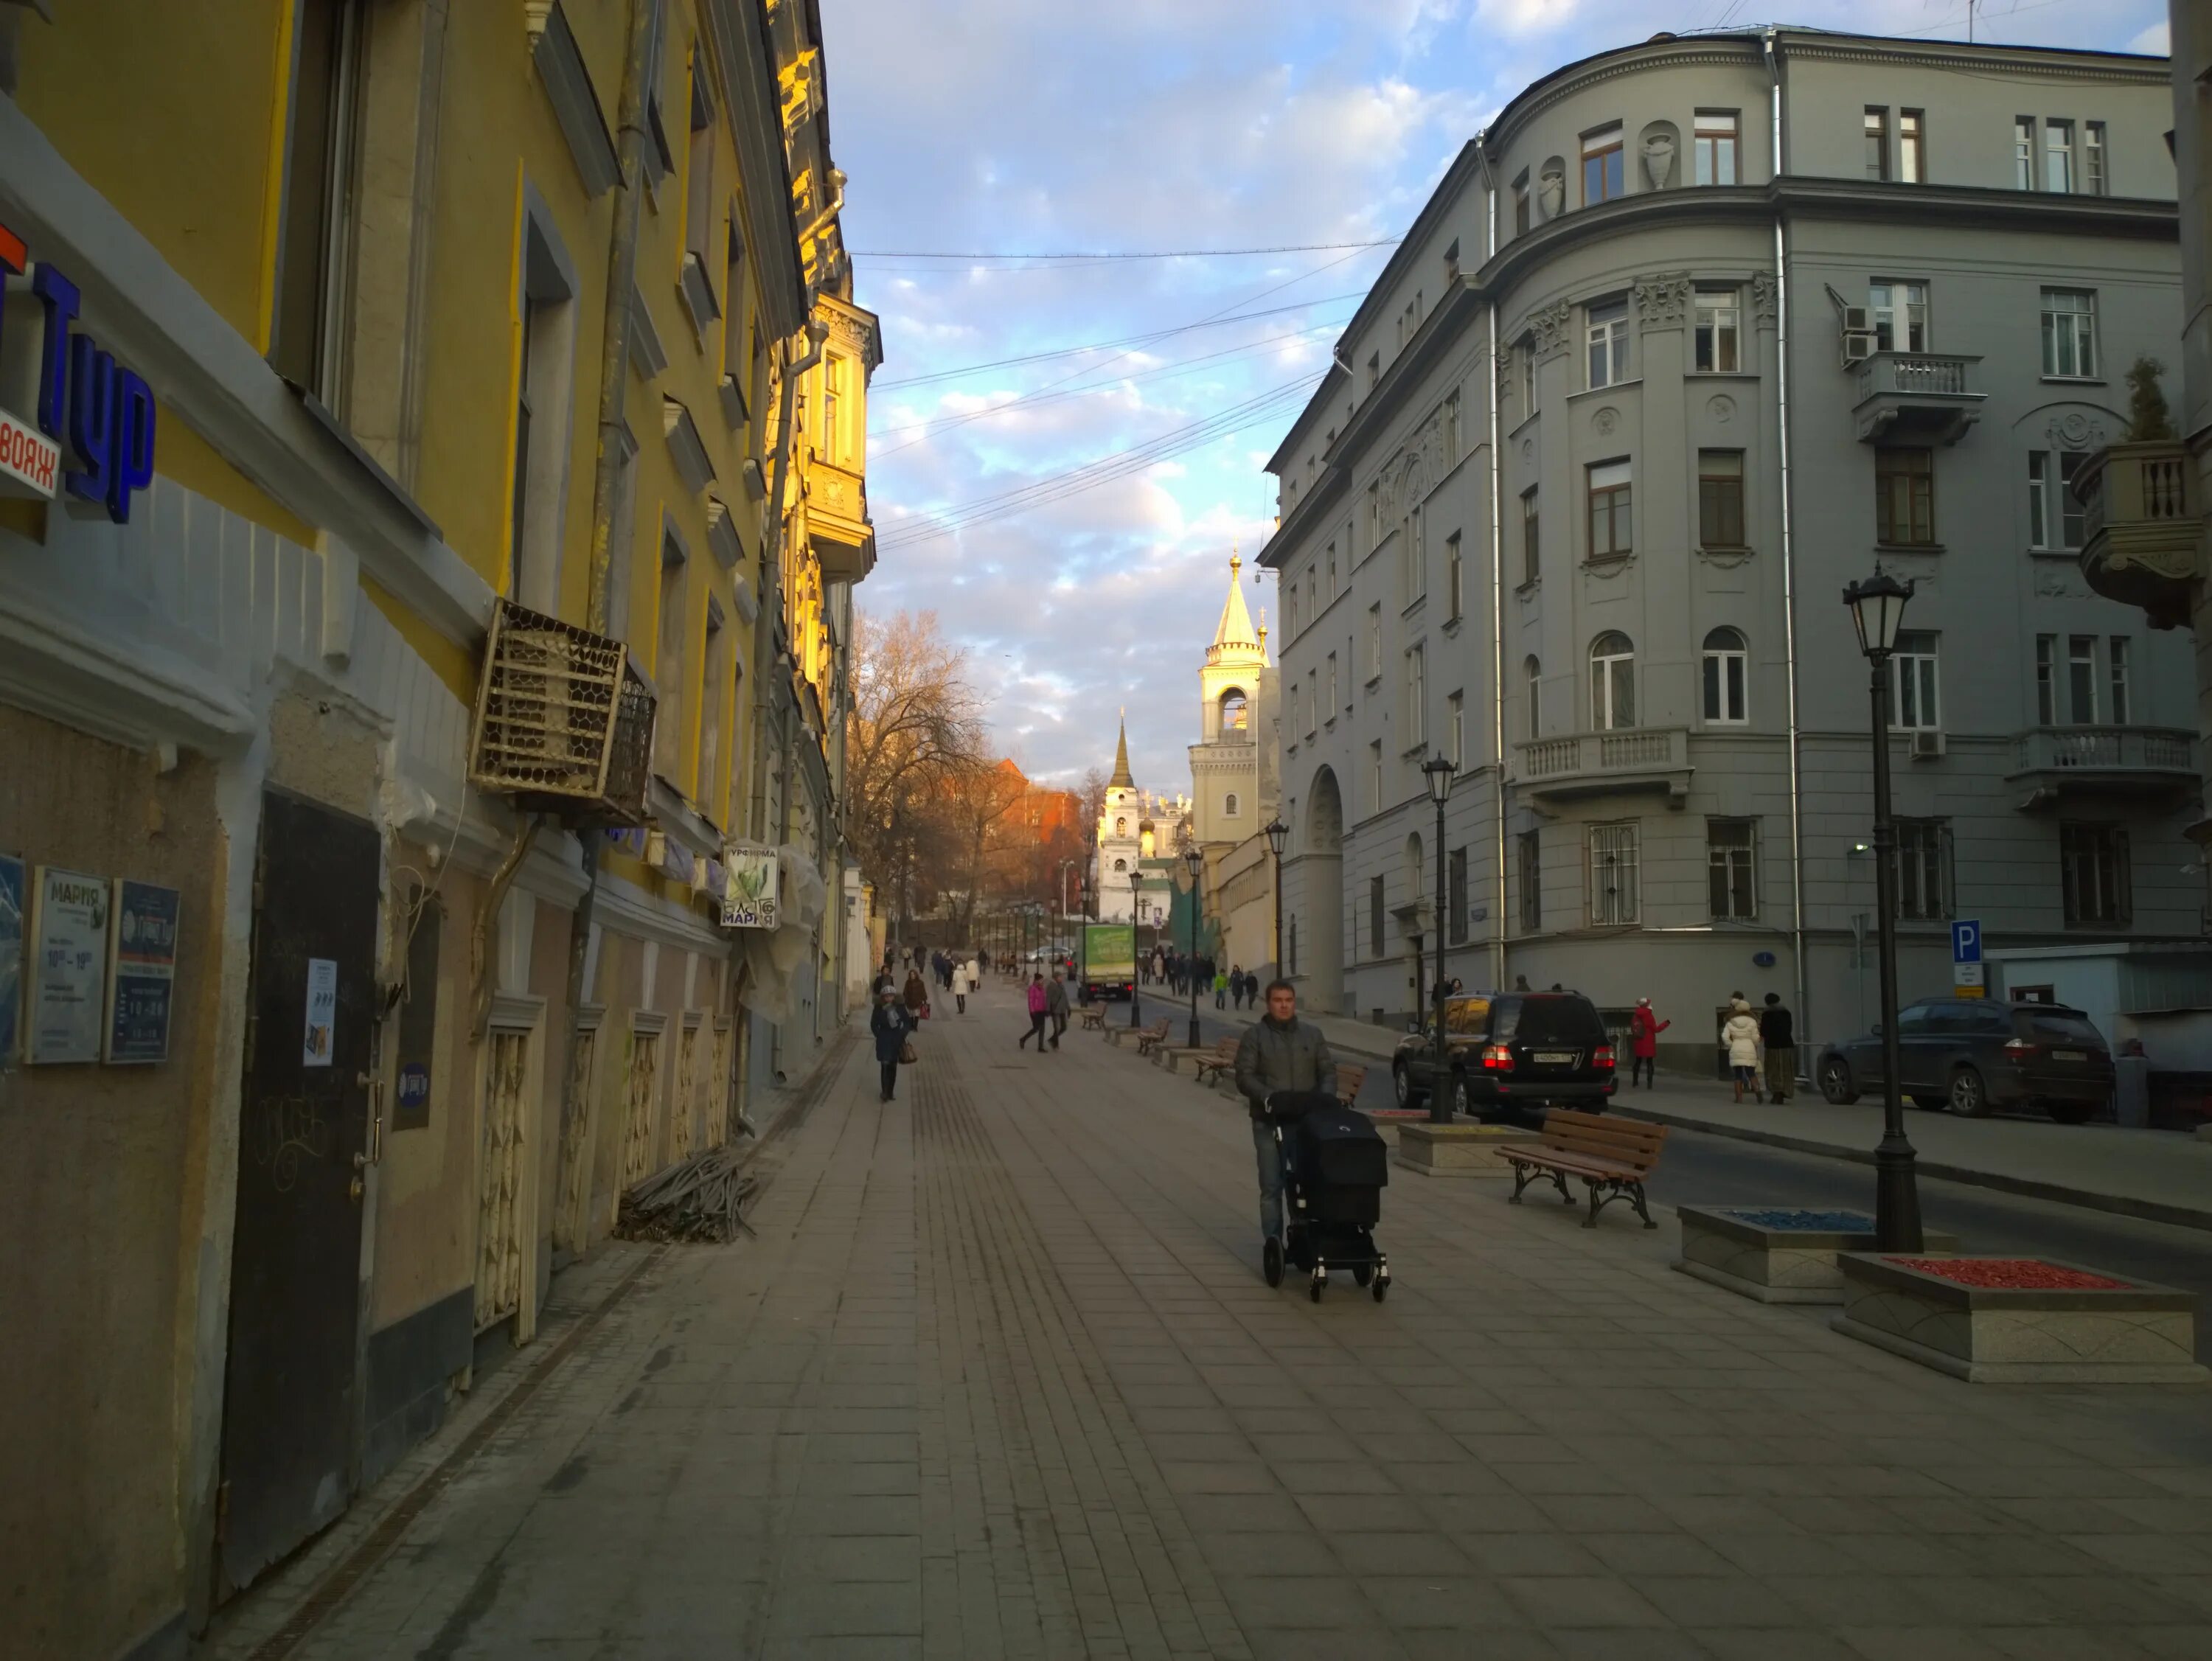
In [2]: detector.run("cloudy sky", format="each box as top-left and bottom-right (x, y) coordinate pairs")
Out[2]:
(818, 0), (2168, 795)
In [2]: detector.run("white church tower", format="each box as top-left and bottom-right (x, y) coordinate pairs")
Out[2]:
(1187, 552), (1276, 854)
(1095, 717), (1144, 923)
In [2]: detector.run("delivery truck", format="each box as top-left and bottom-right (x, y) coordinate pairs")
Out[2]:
(1082, 922), (1135, 1002)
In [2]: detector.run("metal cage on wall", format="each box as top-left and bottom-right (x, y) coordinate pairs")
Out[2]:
(468, 599), (655, 824)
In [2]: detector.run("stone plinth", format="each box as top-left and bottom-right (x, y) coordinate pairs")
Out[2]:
(1832, 1254), (2208, 1384)
(1674, 1207), (1961, 1305)
(1394, 1122), (1542, 1177)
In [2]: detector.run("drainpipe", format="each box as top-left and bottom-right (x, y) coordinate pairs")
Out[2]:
(748, 313), (830, 843)
(1766, 28), (1813, 1050)
(1478, 133), (1508, 991)
(551, 0), (654, 1240)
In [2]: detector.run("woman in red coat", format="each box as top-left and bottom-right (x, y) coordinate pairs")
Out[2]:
(1629, 997), (1669, 1088)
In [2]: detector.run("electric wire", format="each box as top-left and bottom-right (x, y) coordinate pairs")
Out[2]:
(852, 240), (1397, 260)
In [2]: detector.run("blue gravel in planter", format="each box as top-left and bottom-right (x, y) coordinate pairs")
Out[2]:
(1722, 1208), (1875, 1232)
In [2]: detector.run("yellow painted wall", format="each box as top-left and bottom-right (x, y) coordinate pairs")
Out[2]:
(156, 417), (319, 547)
(363, 577), (477, 706)
(15, 0), (291, 343)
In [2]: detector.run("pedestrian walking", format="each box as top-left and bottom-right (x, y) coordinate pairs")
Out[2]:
(1232, 980), (1338, 1284)
(956, 955), (978, 1014)
(1721, 997), (1762, 1103)
(1759, 992), (1795, 1104)
(1628, 997), (1668, 1088)
(904, 969), (928, 1020)
(1214, 967), (1228, 1009)
(1018, 972), (1050, 1050)
(1046, 969), (1071, 1048)
(871, 986), (916, 1103)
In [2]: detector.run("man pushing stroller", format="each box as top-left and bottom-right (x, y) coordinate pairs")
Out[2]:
(1233, 980), (1336, 1282)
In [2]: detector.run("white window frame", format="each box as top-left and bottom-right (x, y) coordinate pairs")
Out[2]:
(1366, 604), (1382, 683)
(2084, 121), (2108, 196)
(2067, 634), (2098, 725)
(1582, 124), (1624, 205)
(2110, 636), (2132, 725)
(1707, 820), (1757, 921)
(1702, 627), (1749, 725)
(2036, 634), (2057, 725)
(1868, 280), (1927, 354)
(1446, 530), (1464, 621)
(2045, 118), (2076, 193)
(1889, 632), (1941, 732)
(1588, 821), (1641, 927)
(2039, 288), (2097, 380)
(1586, 297), (1630, 389)
(2014, 117), (2036, 190)
(1407, 644), (1427, 748)
(1693, 110), (1738, 186)
(1447, 691), (1464, 770)
(2028, 450), (2088, 551)
(1370, 741), (1383, 816)
(1693, 288), (1739, 373)
(1899, 109), (1925, 183)
(1405, 505), (1427, 605)
(1590, 632), (1636, 731)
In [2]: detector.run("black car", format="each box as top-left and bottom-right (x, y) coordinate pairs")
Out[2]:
(1391, 990), (1618, 1121)
(1815, 997), (2115, 1123)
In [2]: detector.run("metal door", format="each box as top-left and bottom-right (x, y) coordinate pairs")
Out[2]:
(216, 790), (380, 1595)
(475, 1028), (529, 1331)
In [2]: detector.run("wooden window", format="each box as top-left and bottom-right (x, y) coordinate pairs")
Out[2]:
(1694, 288), (1739, 372)
(1590, 631), (1635, 731)
(1587, 461), (1632, 559)
(1520, 488), (1540, 585)
(1694, 111), (1737, 185)
(1864, 107), (1890, 180)
(2060, 823), (2130, 926)
(1876, 448), (1935, 546)
(1708, 821), (1757, 920)
(1698, 450), (1745, 548)
(1702, 627), (1748, 724)
(1899, 110), (1925, 182)
(1582, 125), (1624, 204)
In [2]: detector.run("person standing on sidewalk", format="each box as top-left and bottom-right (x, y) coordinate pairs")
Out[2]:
(1233, 981), (1338, 1283)
(1759, 991), (1796, 1104)
(1214, 967), (1228, 1009)
(1629, 997), (1668, 1089)
(1721, 996), (1762, 1104)
(871, 986), (916, 1103)
(903, 968), (928, 1021)
(1019, 972), (1050, 1051)
(1046, 969), (1071, 1048)
(956, 955), (977, 1015)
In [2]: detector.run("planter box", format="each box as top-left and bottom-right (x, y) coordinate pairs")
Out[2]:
(1394, 1122), (1543, 1177)
(1674, 1207), (1960, 1304)
(1832, 1254), (2208, 1384)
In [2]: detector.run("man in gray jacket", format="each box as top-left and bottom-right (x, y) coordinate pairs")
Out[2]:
(1045, 969), (1071, 1048)
(1233, 980), (1338, 1272)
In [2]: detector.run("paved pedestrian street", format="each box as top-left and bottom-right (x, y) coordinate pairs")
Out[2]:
(217, 982), (2212, 1661)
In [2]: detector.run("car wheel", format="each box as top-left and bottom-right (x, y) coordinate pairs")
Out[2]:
(1819, 1058), (1859, 1104)
(1949, 1066), (1992, 1118)
(1392, 1063), (1424, 1110)
(2045, 1099), (2096, 1126)
(1909, 1095), (1945, 1112)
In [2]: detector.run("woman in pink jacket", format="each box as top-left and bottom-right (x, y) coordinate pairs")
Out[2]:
(1018, 971), (1051, 1051)
(1628, 997), (1669, 1088)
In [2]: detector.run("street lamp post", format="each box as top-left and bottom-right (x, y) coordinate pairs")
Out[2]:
(1422, 756), (1456, 1124)
(1129, 868), (1144, 1028)
(1182, 842), (1206, 1049)
(1844, 571), (1925, 1253)
(1263, 817), (1289, 978)
(1078, 877), (1091, 1003)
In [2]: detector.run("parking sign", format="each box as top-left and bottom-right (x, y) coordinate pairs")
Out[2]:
(1952, 919), (1983, 997)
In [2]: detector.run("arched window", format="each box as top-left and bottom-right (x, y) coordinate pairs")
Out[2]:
(1702, 627), (1748, 724)
(1590, 632), (1635, 731)
(1524, 655), (1543, 740)
(1116, 816), (1127, 835)
(1225, 792), (1241, 817)
(1113, 857), (1127, 872)
(1220, 689), (1248, 732)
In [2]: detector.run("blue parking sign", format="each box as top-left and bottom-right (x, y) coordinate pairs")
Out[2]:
(1952, 919), (1981, 964)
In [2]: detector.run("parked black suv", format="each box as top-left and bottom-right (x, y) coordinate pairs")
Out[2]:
(1815, 997), (2115, 1123)
(1391, 990), (1618, 1121)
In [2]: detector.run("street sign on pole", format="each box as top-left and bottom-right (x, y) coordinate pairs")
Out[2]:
(1951, 919), (1984, 998)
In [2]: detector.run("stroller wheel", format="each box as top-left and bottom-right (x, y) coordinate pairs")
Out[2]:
(1308, 1264), (1326, 1303)
(1352, 1262), (1372, 1288)
(1262, 1237), (1284, 1288)
(1372, 1275), (1389, 1303)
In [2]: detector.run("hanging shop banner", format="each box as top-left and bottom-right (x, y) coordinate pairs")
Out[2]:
(28, 865), (108, 1064)
(302, 957), (338, 1068)
(0, 854), (23, 1065)
(720, 844), (779, 930)
(105, 879), (181, 1064)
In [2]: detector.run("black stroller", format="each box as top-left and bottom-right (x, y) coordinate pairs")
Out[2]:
(1261, 1091), (1391, 1302)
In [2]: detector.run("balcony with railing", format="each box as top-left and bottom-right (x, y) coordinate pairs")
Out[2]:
(1512, 726), (1691, 807)
(804, 459), (875, 582)
(2075, 441), (2202, 629)
(2006, 725), (2199, 809)
(1852, 353), (1986, 446)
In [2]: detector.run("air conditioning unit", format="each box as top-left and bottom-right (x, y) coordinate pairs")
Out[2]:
(1842, 330), (1878, 367)
(1841, 306), (1874, 334)
(1910, 730), (1946, 760)
(469, 597), (655, 826)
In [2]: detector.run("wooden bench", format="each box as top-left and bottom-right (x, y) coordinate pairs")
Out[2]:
(1131, 1018), (1172, 1058)
(1189, 1036), (1242, 1086)
(1501, 1109), (1669, 1229)
(1078, 1006), (1106, 1031)
(1161, 1034), (1239, 1077)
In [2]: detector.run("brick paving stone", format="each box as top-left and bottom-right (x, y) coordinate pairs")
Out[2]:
(197, 980), (2212, 1659)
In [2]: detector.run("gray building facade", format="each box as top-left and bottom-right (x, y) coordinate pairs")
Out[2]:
(1260, 28), (2195, 1060)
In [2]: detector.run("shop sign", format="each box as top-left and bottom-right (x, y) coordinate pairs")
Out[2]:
(0, 220), (158, 521)
(105, 878), (180, 1063)
(721, 844), (779, 930)
(0, 854), (21, 1065)
(28, 864), (108, 1064)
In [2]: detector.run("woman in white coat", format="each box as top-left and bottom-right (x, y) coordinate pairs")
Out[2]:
(1720, 996), (1762, 1104)
(957, 957), (980, 1014)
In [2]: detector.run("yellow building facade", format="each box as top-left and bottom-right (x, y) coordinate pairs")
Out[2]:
(0, 1), (874, 1655)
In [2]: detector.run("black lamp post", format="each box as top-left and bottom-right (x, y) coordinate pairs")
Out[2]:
(1263, 817), (1289, 978)
(1182, 841), (1206, 1048)
(1078, 876), (1091, 1003)
(1422, 756), (1456, 1124)
(1843, 571), (1924, 1253)
(1129, 868), (1144, 1028)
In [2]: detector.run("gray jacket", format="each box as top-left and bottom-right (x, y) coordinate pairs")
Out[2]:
(1234, 1017), (1337, 1117)
(1046, 978), (1070, 1016)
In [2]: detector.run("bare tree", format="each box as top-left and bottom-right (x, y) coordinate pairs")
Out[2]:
(847, 610), (986, 930)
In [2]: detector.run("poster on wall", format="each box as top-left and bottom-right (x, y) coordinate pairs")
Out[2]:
(105, 879), (181, 1064)
(721, 845), (779, 930)
(29, 865), (108, 1065)
(0, 854), (23, 1065)
(302, 958), (337, 1068)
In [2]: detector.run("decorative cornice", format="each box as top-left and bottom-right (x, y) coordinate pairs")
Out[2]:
(1750, 271), (1779, 328)
(1530, 300), (1573, 362)
(1633, 271), (1692, 331)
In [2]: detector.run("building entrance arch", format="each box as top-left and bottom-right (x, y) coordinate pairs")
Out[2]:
(1297, 766), (1346, 1013)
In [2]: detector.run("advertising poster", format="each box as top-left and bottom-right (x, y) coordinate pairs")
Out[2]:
(302, 958), (338, 1068)
(0, 854), (22, 1065)
(721, 846), (779, 930)
(29, 865), (108, 1065)
(105, 879), (181, 1064)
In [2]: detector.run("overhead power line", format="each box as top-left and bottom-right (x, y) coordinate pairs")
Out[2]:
(852, 240), (1398, 261)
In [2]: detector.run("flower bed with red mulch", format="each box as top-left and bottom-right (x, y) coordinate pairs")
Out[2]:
(1885, 1257), (2132, 1292)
